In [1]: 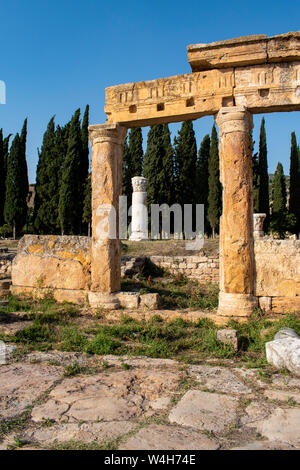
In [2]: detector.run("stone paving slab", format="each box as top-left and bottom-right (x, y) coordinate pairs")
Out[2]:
(250, 408), (300, 446)
(1, 355), (300, 450)
(169, 390), (239, 433)
(0, 363), (63, 420)
(264, 389), (300, 404)
(231, 441), (297, 450)
(189, 365), (252, 394)
(120, 424), (220, 450)
(31, 369), (181, 423)
(25, 421), (137, 446)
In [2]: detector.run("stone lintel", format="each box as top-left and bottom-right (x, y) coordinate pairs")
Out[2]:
(188, 31), (300, 71)
(105, 61), (300, 126)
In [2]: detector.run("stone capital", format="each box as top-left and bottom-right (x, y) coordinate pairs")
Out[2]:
(132, 176), (148, 192)
(215, 106), (253, 136)
(88, 123), (127, 147)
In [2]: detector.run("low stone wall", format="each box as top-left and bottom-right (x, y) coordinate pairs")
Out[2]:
(9, 235), (300, 315)
(148, 255), (219, 284)
(255, 239), (300, 314)
(12, 235), (91, 291)
(0, 253), (15, 279)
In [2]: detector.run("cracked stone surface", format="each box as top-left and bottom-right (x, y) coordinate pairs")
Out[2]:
(264, 389), (300, 404)
(250, 408), (300, 445)
(31, 370), (181, 423)
(0, 363), (63, 420)
(25, 421), (137, 445)
(120, 424), (220, 450)
(24, 351), (97, 367)
(189, 365), (252, 394)
(1, 354), (300, 450)
(169, 390), (239, 432)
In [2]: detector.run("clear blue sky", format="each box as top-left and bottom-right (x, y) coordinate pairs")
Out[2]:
(0, 0), (299, 183)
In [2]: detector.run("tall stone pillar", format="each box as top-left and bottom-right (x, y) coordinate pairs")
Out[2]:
(88, 123), (127, 307)
(130, 176), (148, 241)
(216, 106), (257, 318)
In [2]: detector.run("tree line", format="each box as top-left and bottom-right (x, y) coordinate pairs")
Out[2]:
(123, 119), (300, 238)
(0, 106), (91, 238)
(0, 113), (299, 238)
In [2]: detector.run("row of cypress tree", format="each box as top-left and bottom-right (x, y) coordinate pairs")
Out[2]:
(270, 131), (300, 236)
(123, 122), (222, 237)
(1, 114), (299, 238)
(34, 105), (90, 235)
(123, 118), (300, 237)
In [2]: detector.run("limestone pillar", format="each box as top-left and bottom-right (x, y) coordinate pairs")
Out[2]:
(253, 213), (266, 239)
(88, 123), (127, 307)
(130, 176), (148, 241)
(216, 106), (257, 318)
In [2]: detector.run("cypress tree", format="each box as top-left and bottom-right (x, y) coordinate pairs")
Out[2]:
(122, 136), (131, 199)
(271, 162), (287, 237)
(2, 134), (11, 178)
(0, 129), (4, 224)
(161, 124), (174, 207)
(129, 127), (143, 177)
(20, 119), (29, 209)
(58, 109), (82, 235)
(173, 121), (197, 208)
(0, 133), (12, 226)
(196, 134), (210, 234)
(34, 117), (62, 234)
(289, 132), (300, 233)
(272, 162), (287, 213)
(4, 134), (28, 238)
(257, 118), (270, 228)
(143, 125), (164, 206)
(207, 124), (221, 238)
(80, 105), (90, 232)
(122, 128), (143, 202)
(82, 174), (92, 236)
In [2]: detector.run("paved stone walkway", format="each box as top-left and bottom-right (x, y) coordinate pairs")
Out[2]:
(0, 351), (300, 450)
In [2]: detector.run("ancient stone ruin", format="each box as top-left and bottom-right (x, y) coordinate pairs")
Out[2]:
(11, 31), (300, 322)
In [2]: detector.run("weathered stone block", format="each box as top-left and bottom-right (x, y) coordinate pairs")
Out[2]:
(188, 35), (268, 71)
(217, 328), (239, 351)
(12, 235), (91, 291)
(140, 293), (161, 310)
(116, 292), (139, 309)
(266, 329), (300, 376)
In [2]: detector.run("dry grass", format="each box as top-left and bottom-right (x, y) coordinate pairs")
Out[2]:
(121, 238), (219, 257)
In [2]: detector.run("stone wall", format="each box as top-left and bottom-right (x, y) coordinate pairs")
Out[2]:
(254, 239), (300, 314)
(0, 253), (15, 279)
(12, 235), (91, 291)
(8, 235), (300, 315)
(148, 255), (219, 284)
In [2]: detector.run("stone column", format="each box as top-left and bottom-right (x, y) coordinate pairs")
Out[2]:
(130, 176), (148, 241)
(216, 106), (257, 318)
(253, 213), (266, 239)
(88, 123), (127, 308)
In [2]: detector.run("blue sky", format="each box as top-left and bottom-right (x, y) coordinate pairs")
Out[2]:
(0, 0), (299, 183)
